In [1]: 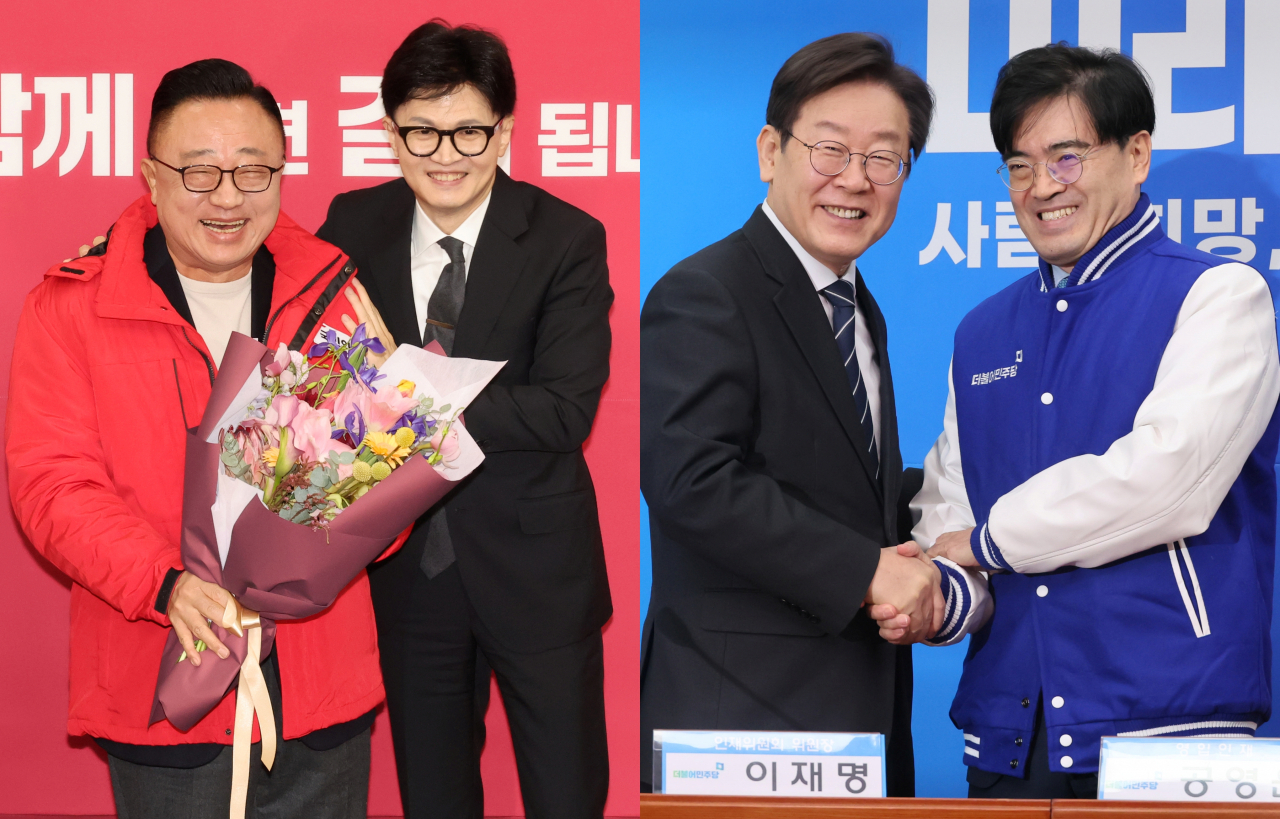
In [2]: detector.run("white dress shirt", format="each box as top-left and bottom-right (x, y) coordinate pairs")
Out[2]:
(409, 192), (492, 338)
(178, 270), (253, 368)
(911, 262), (1280, 644)
(762, 200), (881, 451)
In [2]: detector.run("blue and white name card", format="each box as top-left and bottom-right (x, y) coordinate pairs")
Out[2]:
(652, 730), (885, 798)
(1099, 736), (1280, 802)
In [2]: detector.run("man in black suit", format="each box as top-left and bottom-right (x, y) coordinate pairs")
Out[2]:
(640, 33), (939, 796)
(316, 21), (612, 819)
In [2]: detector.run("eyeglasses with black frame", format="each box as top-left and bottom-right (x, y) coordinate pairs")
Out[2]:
(782, 130), (908, 185)
(997, 147), (1098, 191)
(150, 157), (283, 193)
(394, 119), (504, 158)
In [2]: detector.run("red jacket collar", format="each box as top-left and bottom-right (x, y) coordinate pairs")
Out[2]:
(52, 195), (346, 325)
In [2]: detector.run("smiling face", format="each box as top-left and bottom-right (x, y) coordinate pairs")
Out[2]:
(385, 84), (513, 235)
(141, 98), (284, 282)
(1006, 94), (1150, 272)
(758, 81), (910, 275)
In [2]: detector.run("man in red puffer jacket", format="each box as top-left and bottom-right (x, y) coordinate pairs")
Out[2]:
(7, 59), (394, 818)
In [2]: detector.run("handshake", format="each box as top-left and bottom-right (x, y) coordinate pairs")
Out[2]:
(867, 527), (976, 645)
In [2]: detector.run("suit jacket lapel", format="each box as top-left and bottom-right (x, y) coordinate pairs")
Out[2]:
(454, 170), (529, 356)
(744, 209), (882, 497)
(856, 271), (900, 528)
(365, 180), (420, 348)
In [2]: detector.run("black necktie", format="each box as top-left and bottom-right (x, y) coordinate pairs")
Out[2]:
(821, 279), (879, 478)
(423, 235), (466, 354)
(419, 235), (466, 579)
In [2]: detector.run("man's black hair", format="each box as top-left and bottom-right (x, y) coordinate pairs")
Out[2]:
(766, 33), (934, 164)
(989, 43), (1155, 158)
(381, 19), (516, 121)
(147, 59), (284, 156)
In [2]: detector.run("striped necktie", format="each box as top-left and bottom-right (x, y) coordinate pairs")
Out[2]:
(821, 279), (879, 477)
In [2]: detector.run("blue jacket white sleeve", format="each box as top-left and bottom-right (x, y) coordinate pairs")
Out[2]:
(926, 262), (1280, 579)
(910, 362), (993, 645)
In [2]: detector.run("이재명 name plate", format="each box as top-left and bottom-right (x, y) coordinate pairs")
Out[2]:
(1099, 736), (1280, 801)
(652, 729), (885, 798)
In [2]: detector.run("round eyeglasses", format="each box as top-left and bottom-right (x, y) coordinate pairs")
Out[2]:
(151, 157), (283, 193)
(783, 131), (908, 185)
(395, 119), (503, 158)
(998, 148), (1098, 191)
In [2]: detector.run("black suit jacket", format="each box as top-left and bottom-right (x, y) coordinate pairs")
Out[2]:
(317, 171), (614, 652)
(640, 207), (913, 791)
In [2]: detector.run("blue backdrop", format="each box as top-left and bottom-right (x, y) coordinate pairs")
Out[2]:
(640, 0), (1280, 797)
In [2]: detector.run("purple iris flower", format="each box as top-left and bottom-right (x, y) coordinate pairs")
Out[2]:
(340, 408), (367, 447)
(309, 327), (342, 359)
(349, 323), (386, 355)
(391, 412), (429, 439)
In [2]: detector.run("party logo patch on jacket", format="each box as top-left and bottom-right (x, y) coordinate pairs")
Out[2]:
(971, 350), (1023, 387)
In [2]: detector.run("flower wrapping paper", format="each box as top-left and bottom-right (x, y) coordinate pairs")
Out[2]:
(150, 332), (502, 731)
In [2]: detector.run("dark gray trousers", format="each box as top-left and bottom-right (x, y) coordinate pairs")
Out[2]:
(107, 727), (371, 819)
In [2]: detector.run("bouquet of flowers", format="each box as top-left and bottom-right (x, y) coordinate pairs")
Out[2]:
(150, 328), (502, 819)
(216, 325), (466, 538)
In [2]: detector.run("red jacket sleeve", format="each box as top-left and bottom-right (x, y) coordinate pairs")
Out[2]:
(6, 282), (181, 625)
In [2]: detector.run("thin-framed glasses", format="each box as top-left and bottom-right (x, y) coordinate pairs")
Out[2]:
(783, 130), (908, 184)
(998, 148), (1098, 191)
(150, 157), (283, 193)
(395, 119), (503, 158)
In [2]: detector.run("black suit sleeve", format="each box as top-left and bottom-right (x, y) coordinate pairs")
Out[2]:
(315, 196), (345, 246)
(464, 219), (613, 453)
(641, 267), (881, 633)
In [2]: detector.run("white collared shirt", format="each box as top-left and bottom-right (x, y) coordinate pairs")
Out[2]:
(762, 200), (881, 451)
(409, 192), (492, 338)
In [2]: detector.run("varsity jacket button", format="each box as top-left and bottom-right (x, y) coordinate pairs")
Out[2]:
(1057, 299), (1068, 312)
(1060, 734), (1073, 747)
(1041, 392), (1054, 405)
(1010, 759), (1019, 770)
(1061, 755), (1074, 768)
(1051, 696), (1065, 708)
(1036, 585), (1048, 597)
(1021, 698), (1031, 708)
(1015, 737), (1024, 746)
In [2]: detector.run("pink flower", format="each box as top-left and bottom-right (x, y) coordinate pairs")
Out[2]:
(330, 380), (411, 435)
(289, 402), (351, 463)
(264, 394), (301, 428)
(430, 426), (461, 463)
(336, 462), (354, 480)
(372, 380), (419, 418)
(265, 343), (291, 376)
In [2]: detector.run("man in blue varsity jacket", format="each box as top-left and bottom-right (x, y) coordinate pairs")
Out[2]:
(881, 44), (1280, 799)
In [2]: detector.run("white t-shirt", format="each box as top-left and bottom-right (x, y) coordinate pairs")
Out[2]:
(178, 271), (253, 368)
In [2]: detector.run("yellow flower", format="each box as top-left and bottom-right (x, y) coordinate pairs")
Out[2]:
(262, 447), (279, 469)
(397, 379), (417, 397)
(371, 461), (392, 481)
(394, 426), (417, 449)
(351, 461), (373, 483)
(363, 431), (411, 466)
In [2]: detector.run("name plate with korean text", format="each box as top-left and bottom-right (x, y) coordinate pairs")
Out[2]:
(652, 730), (885, 798)
(1099, 736), (1280, 801)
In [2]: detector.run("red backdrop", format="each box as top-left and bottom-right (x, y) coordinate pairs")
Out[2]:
(0, 2), (638, 815)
